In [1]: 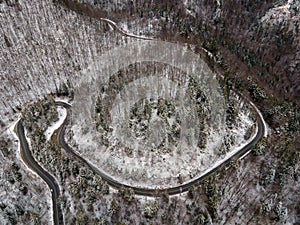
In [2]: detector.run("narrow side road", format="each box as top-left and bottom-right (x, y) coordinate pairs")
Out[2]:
(99, 18), (153, 40)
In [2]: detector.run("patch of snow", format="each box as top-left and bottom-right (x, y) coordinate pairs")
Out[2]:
(55, 98), (72, 106)
(8, 116), (21, 141)
(249, 101), (268, 137)
(44, 106), (67, 141)
(185, 8), (195, 17)
(260, 0), (298, 29)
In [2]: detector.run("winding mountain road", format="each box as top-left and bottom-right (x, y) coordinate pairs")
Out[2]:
(57, 101), (265, 196)
(16, 98), (265, 225)
(14, 17), (267, 225)
(16, 121), (63, 225)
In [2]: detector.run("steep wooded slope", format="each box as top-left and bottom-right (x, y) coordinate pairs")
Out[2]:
(0, 0), (122, 128)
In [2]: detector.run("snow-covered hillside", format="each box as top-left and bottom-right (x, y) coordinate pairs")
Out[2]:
(0, 0), (299, 224)
(0, 0), (124, 129)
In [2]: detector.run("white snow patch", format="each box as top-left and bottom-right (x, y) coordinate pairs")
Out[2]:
(55, 98), (72, 106)
(8, 116), (21, 141)
(44, 106), (67, 141)
(260, 0), (298, 28)
(249, 101), (268, 137)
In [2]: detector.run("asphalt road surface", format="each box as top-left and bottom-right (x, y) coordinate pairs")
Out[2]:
(16, 121), (63, 225)
(14, 17), (265, 225)
(56, 101), (265, 196)
(17, 100), (264, 225)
